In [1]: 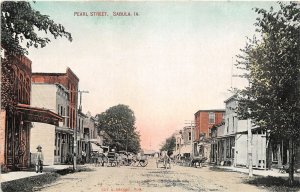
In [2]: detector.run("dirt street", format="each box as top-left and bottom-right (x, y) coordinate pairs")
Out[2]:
(39, 159), (265, 192)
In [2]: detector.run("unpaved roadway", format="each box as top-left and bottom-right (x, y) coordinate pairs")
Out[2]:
(39, 159), (265, 192)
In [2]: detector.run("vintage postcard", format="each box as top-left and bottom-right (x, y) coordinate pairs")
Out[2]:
(1, 1), (300, 192)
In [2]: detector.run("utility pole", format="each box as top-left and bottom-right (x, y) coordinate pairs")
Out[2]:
(247, 118), (253, 177)
(72, 90), (89, 171)
(78, 90), (89, 112)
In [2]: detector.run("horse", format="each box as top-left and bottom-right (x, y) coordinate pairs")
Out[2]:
(191, 157), (208, 168)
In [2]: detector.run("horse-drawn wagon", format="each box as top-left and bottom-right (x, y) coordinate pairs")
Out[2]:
(156, 151), (172, 169)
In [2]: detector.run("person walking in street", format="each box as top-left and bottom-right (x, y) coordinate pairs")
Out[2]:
(35, 145), (44, 173)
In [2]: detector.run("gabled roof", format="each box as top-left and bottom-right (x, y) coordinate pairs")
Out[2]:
(224, 94), (237, 103)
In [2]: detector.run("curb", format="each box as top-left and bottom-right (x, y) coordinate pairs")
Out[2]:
(1, 167), (72, 192)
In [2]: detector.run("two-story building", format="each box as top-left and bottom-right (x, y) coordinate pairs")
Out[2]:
(30, 83), (73, 165)
(214, 95), (267, 168)
(30, 68), (79, 165)
(1, 50), (62, 171)
(194, 109), (225, 158)
(174, 126), (194, 157)
(77, 110), (87, 162)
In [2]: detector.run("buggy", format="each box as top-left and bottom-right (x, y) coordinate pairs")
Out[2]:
(91, 152), (108, 167)
(106, 152), (120, 167)
(130, 154), (148, 167)
(156, 151), (171, 169)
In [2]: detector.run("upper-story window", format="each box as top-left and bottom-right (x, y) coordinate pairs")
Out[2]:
(208, 112), (215, 124)
(188, 132), (191, 141)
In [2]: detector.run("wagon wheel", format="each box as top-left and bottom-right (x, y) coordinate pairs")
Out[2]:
(139, 159), (148, 167)
(111, 161), (116, 167)
(119, 160), (124, 166)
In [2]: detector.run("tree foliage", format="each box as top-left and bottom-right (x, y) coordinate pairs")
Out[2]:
(235, 2), (300, 184)
(236, 2), (300, 139)
(160, 136), (176, 152)
(1, 1), (72, 55)
(96, 104), (141, 153)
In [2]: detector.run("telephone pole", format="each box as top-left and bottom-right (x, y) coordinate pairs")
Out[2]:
(73, 90), (89, 171)
(247, 118), (253, 177)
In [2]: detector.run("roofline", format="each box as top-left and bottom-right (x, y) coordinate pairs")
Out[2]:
(194, 109), (225, 116)
(224, 94), (237, 103)
(32, 72), (65, 76)
(66, 67), (79, 81)
(32, 67), (79, 81)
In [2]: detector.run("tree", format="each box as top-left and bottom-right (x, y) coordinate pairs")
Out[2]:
(1, 1), (72, 55)
(96, 104), (141, 153)
(235, 2), (300, 185)
(160, 136), (176, 152)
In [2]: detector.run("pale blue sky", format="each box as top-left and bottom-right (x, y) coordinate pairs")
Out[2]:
(28, 1), (278, 150)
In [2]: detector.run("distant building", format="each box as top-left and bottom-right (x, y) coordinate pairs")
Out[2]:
(83, 111), (97, 161)
(174, 126), (194, 157)
(77, 110), (87, 161)
(193, 109), (225, 157)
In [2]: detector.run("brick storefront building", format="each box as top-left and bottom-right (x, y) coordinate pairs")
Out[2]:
(32, 68), (79, 130)
(193, 109), (225, 158)
(0, 50), (62, 171)
(31, 68), (79, 164)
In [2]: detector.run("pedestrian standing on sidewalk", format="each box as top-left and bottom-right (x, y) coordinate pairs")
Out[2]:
(35, 145), (44, 173)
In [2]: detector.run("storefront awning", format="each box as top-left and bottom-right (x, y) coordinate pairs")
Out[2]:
(16, 104), (63, 126)
(90, 142), (103, 152)
(56, 126), (73, 134)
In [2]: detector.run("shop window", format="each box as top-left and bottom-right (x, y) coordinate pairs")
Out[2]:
(209, 112), (215, 124)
